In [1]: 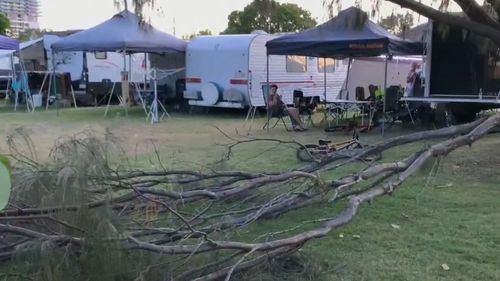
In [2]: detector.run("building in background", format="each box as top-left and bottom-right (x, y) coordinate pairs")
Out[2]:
(0, 0), (40, 36)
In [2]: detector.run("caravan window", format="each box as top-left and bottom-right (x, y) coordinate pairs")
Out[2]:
(94, 52), (107, 59)
(286, 56), (307, 72)
(318, 58), (336, 73)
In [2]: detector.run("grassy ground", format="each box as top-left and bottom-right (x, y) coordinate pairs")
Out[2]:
(1, 106), (499, 281)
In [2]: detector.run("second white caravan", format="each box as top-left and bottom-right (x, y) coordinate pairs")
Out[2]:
(183, 33), (349, 108)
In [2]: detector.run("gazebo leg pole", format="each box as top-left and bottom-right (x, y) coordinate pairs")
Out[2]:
(70, 83), (78, 109)
(345, 57), (352, 98)
(323, 57), (327, 126)
(342, 57), (352, 124)
(104, 82), (116, 117)
(39, 71), (48, 106)
(266, 54), (270, 132)
(46, 72), (52, 110)
(122, 51), (129, 117)
(382, 55), (389, 137)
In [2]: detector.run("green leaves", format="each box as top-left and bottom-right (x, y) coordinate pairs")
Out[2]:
(223, 0), (317, 34)
(0, 155), (11, 211)
(378, 12), (414, 35)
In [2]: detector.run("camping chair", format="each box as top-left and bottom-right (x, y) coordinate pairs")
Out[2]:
(367, 85), (377, 101)
(262, 85), (291, 131)
(293, 90), (316, 128)
(355, 86), (365, 101)
(97, 79), (115, 106)
(327, 101), (346, 127)
(11, 72), (34, 112)
(304, 96), (320, 127)
(354, 86), (375, 130)
(384, 86), (414, 126)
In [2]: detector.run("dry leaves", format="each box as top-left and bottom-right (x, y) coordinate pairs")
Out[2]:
(441, 264), (450, 271)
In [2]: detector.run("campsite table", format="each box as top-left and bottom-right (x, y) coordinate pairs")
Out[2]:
(326, 99), (374, 129)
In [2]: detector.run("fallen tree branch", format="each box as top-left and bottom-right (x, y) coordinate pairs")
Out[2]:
(2, 115), (499, 281)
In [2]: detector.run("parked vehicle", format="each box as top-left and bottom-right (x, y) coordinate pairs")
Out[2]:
(183, 33), (350, 108)
(20, 35), (149, 103)
(403, 21), (500, 124)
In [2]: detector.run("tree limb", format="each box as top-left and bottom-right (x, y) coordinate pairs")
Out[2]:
(386, 0), (500, 45)
(485, 0), (500, 19)
(452, 0), (500, 29)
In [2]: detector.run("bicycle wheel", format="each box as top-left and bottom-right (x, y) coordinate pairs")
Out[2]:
(346, 142), (363, 150)
(296, 144), (321, 162)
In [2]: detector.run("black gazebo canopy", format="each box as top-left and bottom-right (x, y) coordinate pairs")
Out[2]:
(266, 6), (423, 58)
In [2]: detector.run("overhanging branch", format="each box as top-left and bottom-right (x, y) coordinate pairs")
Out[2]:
(452, 0), (500, 29)
(387, 0), (500, 45)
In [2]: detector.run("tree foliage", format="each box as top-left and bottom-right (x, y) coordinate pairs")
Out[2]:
(378, 12), (414, 34)
(223, 0), (317, 34)
(113, 0), (156, 21)
(17, 28), (51, 41)
(324, 0), (500, 47)
(0, 13), (11, 36)
(182, 29), (213, 40)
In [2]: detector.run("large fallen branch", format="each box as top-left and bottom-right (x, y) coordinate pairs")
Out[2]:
(0, 114), (498, 281)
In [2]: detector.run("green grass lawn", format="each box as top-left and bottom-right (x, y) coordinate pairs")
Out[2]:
(0, 106), (499, 281)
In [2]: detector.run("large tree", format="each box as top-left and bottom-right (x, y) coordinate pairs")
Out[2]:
(378, 11), (414, 35)
(223, 0), (317, 34)
(17, 28), (51, 41)
(0, 13), (11, 36)
(182, 29), (213, 40)
(113, 0), (155, 20)
(323, 0), (500, 46)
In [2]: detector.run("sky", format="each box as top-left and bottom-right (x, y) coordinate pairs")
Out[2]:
(38, 0), (431, 37)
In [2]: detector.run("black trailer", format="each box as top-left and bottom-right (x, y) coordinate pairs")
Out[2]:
(402, 20), (500, 124)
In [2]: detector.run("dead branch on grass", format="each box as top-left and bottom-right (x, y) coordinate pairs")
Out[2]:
(0, 115), (498, 281)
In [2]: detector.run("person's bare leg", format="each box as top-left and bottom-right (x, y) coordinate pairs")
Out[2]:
(286, 108), (305, 129)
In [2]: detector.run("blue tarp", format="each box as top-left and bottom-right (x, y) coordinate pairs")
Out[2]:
(0, 35), (19, 50)
(51, 10), (186, 53)
(266, 7), (423, 58)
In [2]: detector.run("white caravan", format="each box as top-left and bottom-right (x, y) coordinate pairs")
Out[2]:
(21, 35), (148, 85)
(184, 33), (349, 108)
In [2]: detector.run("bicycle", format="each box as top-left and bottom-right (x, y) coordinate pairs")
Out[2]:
(296, 138), (363, 162)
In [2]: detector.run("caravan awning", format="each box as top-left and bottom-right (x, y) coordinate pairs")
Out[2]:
(20, 38), (44, 50)
(0, 50), (15, 57)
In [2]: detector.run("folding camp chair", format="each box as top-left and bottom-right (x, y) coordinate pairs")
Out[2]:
(262, 85), (292, 131)
(380, 86), (415, 127)
(294, 90), (318, 128)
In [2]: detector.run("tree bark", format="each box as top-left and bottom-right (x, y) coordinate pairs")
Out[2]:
(485, 0), (500, 19)
(387, 0), (500, 46)
(452, 0), (500, 29)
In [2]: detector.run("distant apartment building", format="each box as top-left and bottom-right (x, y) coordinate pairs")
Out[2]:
(0, 0), (39, 36)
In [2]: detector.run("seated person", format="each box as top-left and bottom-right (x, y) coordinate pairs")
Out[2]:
(268, 84), (307, 131)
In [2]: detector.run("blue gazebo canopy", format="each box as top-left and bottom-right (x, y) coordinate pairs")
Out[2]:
(266, 7), (423, 58)
(0, 35), (19, 50)
(51, 10), (186, 54)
